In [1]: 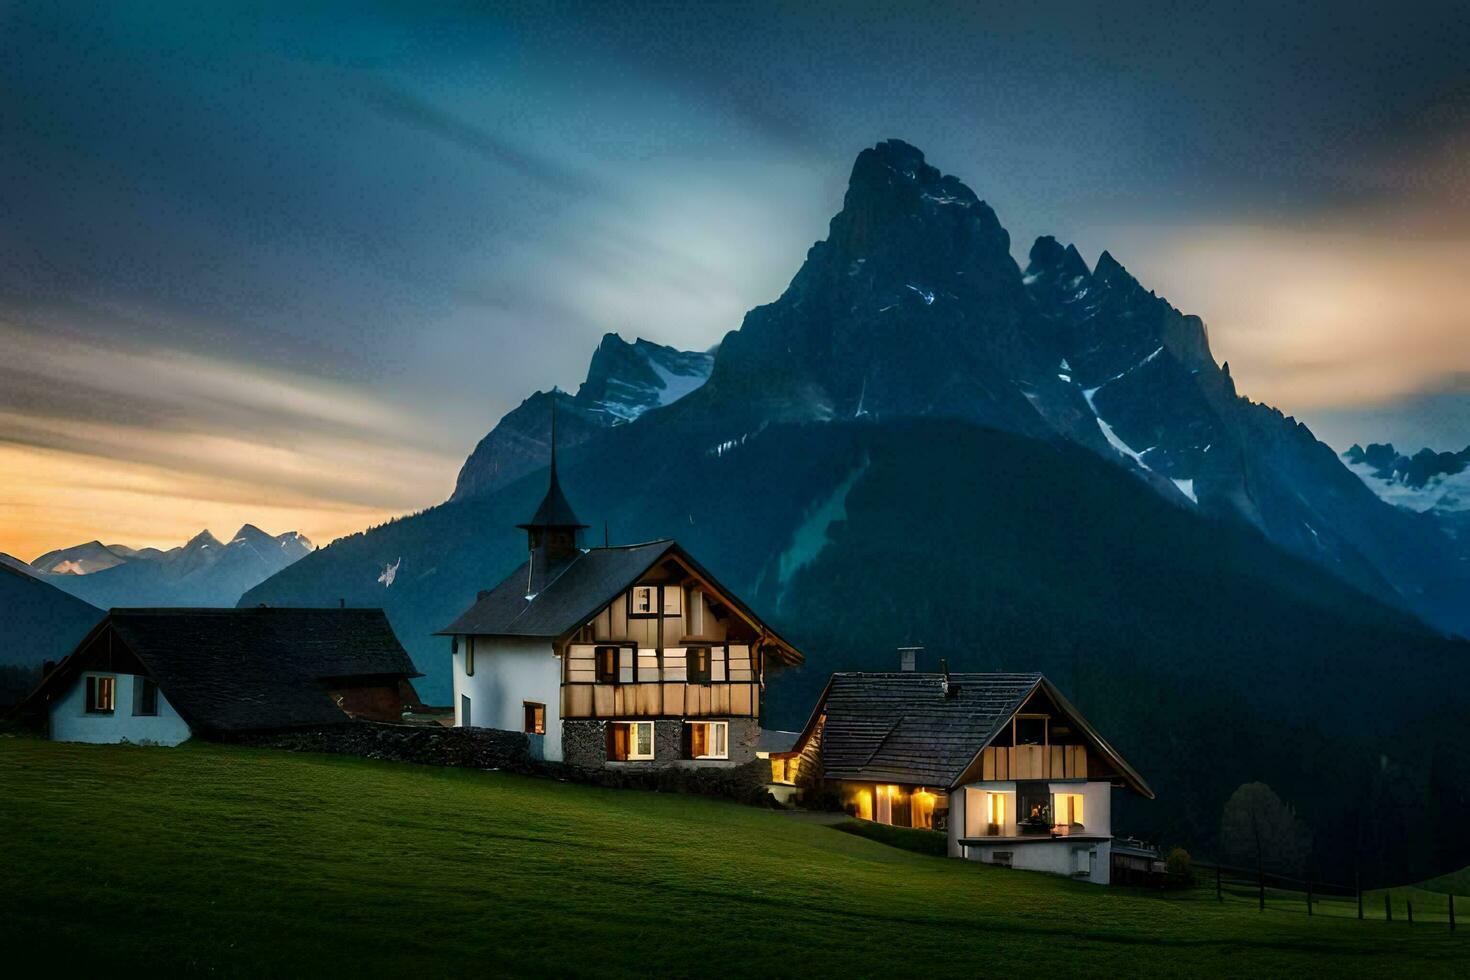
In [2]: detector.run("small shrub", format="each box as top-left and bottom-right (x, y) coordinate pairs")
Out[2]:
(1166, 847), (1192, 887)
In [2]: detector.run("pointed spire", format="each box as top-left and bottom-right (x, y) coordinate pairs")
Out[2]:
(517, 397), (587, 540)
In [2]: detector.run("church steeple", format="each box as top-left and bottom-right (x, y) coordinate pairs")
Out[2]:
(517, 398), (588, 593)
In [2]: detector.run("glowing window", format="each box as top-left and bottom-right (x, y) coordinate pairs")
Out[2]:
(987, 792), (1007, 834)
(608, 721), (655, 761)
(1054, 793), (1085, 828)
(85, 675), (115, 714)
(686, 721), (728, 759)
(523, 701), (546, 735)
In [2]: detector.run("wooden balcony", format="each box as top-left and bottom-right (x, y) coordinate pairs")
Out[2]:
(561, 681), (760, 720)
(980, 744), (1088, 781)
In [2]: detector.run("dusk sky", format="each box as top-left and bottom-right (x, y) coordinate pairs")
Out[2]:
(2, 1), (1467, 559)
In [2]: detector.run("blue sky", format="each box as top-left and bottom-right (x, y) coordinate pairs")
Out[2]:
(2, 1), (1467, 555)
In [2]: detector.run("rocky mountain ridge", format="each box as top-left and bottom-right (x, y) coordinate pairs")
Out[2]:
(450, 334), (714, 502)
(17, 525), (313, 608)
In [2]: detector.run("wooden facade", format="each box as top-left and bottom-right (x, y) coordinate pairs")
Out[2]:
(556, 554), (772, 720)
(560, 680), (758, 719)
(979, 744), (1089, 781)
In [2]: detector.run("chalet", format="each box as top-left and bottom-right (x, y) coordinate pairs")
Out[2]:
(437, 435), (803, 768)
(16, 608), (423, 745)
(777, 662), (1153, 884)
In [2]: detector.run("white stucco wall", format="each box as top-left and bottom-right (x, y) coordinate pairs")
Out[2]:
(950, 780), (1115, 884)
(49, 671), (192, 746)
(453, 636), (563, 762)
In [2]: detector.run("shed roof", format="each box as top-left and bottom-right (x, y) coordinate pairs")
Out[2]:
(20, 607), (420, 735)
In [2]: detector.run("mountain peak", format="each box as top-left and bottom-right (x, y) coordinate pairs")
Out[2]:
(827, 140), (996, 262)
(184, 530), (222, 549)
(1026, 236), (1092, 283)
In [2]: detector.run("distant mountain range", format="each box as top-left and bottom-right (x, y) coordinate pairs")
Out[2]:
(11, 525), (313, 609)
(245, 139), (1470, 878)
(1344, 442), (1470, 519)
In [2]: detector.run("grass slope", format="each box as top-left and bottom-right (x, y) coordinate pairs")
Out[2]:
(2, 739), (1465, 977)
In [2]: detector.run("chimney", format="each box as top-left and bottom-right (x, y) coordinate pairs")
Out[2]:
(898, 646), (922, 672)
(940, 657), (956, 697)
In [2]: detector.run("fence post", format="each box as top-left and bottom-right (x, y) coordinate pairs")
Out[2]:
(1307, 875), (1313, 917)
(1408, 900), (1413, 925)
(1356, 868), (1363, 920)
(1450, 894), (1456, 932)
(1258, 866), (1265, 912)
(1216, 863), (1222, 903)
(1386, 894), (1393, 922)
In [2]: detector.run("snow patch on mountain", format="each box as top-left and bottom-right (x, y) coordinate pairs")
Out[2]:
(378, 557), (401, 587)
(1345, 459), (1470, 514)
(774, 459), (869, 597)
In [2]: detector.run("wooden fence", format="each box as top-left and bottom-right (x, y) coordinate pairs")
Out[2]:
(1192, 860), (1460, 929)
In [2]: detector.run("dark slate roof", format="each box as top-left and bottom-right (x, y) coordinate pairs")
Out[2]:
(812, 672), (1042, 787)
(24, 608), (419, 735)
(440, 540), (676, 637)
(437, 539), (803, 665)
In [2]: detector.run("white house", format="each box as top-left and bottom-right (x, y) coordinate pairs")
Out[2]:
(438, 431), (803, 769)
(775, 663), (1153, 884)
(19, 607), (423, 744)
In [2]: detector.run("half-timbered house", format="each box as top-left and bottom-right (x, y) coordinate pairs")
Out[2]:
(777, 661), (1152, 883)
(438, 439), (802, 768)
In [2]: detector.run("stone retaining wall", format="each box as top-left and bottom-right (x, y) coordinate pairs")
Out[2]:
(233, 720), (774, 806)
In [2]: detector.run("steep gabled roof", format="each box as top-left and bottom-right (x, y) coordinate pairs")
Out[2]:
(436, 539), (803, 665)
(790, 671), (1152, 796)
(18, 607), (420, 734)
(439, 540), (676, 638)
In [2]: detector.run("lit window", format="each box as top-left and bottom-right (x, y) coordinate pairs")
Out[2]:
(523, 701), (546, 735)
(608, 721), (655, 761)
(1054, 793), (1085, 829)
(134, 678), (159, 717)
(464, 637), (475, 677)
(987, 792), (1007, 834)
(85, 675), (115, 714)
(912, 789), (938, 830)
(595, 646), (619, 684)
(686, 647), (711, 684)
(686, 721), (728, 759)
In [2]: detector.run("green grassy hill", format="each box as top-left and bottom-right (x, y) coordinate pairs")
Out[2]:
(2, 739), (1465, 977)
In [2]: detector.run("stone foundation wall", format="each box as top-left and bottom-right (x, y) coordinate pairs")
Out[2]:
(233, 722), (534, 771)
(562, 716), (762, 768)
(235, 718), (772, 806)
